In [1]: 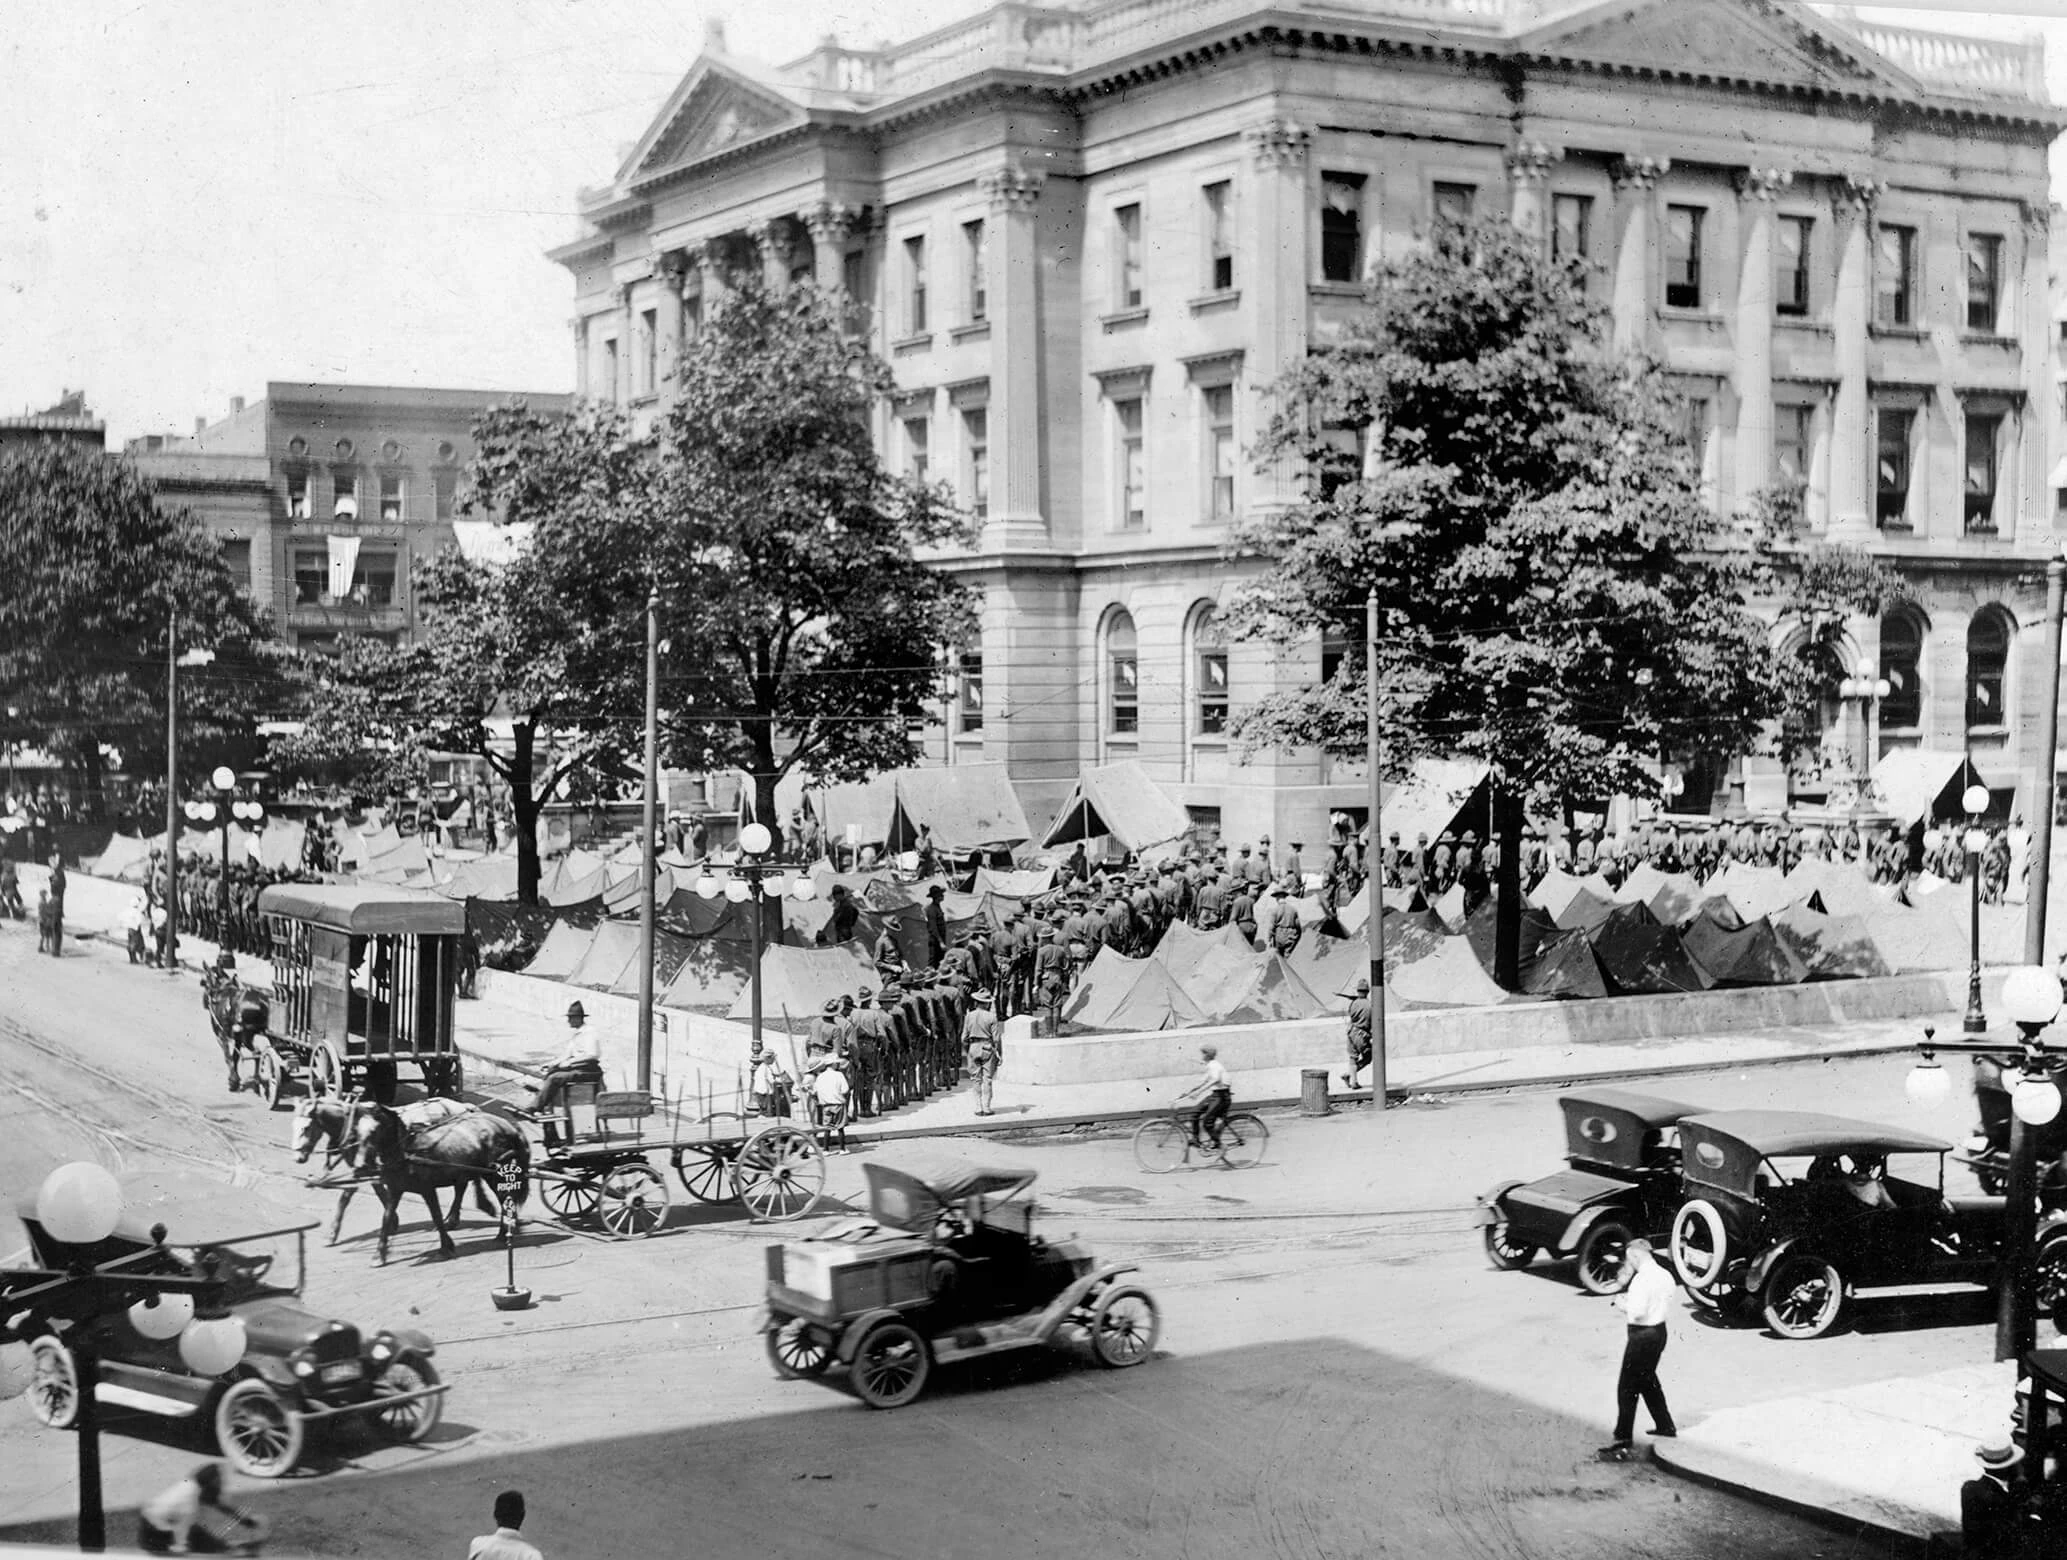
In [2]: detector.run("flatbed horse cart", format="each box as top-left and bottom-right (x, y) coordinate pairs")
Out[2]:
(255, 884), (467, 1104)
(525, 1081), (827, 1235)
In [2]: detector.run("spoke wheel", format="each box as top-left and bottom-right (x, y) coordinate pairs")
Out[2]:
(312, 1044), (342, 1100)
(26, 1337), (79, 1429)
(1218, 1113), (1268, 1170)
(1575, 1219), (1635, 1296)
(214, 1378), (305, 1479)
(1762, 1254), (1847, 1340)
(257, 1046), (287, 1110)
(371, 1356), (442, 1442)
(539, 1174), (601, 1226)
(733, 1126), (826, 1221)
(766, 1318), (833, 1379)
(676, 1150), (730, 1203)
(1483, 1219), (1538, 1272)
(1670, 1199), (1730, 1293)
(596, 1161), (670, 1239)
(850, 1321), (930, 1409)
(1090, 1287), (1160, 1368)
(1132, 1119), (1188, 1174)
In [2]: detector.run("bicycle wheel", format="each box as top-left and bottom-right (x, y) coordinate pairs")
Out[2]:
(1132, 1118), (1188, 1174)
(1218, 1113), (1268, 1169)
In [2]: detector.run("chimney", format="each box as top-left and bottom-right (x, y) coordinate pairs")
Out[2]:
(230, 396), (245, 415)
(195, 417), (207, 435)
(705, 17), (727, 53)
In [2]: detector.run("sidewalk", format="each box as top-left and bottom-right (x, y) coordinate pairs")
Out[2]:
(1654, 1361), (2010, 1549)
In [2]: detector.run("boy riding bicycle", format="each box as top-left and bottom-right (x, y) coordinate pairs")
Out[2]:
(1177, 1045), (1232, 1151)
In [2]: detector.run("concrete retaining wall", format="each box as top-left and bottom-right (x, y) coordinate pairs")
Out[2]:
(477, 969), (756, 1087)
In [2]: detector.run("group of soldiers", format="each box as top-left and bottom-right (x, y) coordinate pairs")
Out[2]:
(128, 849), (315, 963)
(787, 963), (997, 1123)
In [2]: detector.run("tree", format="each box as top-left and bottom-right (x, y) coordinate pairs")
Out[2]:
(1229, 218), (1794, 987)
(0, 439), (282, 813)
(495, 277), (977, 849)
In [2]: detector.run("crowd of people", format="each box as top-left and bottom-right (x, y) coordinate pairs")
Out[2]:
(116, 848), (318, 966)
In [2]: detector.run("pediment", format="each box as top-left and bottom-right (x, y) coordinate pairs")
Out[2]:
(620, 62), (804, 182)
(1522, 0), (1913, 98)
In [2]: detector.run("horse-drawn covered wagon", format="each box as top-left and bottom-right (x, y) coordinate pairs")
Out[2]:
(248, 884), (467, 1104)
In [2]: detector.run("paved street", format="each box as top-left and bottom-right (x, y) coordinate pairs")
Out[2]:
(0, 912), (2015, 1558)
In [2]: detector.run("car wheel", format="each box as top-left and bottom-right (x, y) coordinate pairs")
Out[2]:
(766, 1318), (832, 1380)
(850, 1322), (930, 1409)
(371, 1355), (442, 1442)
(25, 1338), (79, 1430)
(1671, 1199), (1730, 1292)
(1761, 1254), (1848, 1340)
(1090, 1287), (1159, 1368)
(214, 1378), (305, 1478)
(1482, 1218), (1538, 1272)
(1575, 1219), (1635, 1296)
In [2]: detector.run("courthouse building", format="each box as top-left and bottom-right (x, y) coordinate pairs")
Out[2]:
(131, 384), (565, 652)
(554, 0), (2064, 839)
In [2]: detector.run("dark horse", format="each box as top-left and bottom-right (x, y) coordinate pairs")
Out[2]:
(200, 957), (269, 1094)
(296, 1097), (528, 1264)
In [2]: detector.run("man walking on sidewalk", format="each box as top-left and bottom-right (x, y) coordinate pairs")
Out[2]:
(1599, 1238), (1676, 1460)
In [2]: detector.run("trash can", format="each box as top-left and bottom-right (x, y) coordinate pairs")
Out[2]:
(1300, 1068), (1332, 1117)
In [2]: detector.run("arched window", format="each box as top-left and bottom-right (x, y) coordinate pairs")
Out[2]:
(1188, 604), (1228, 736)
(1881, 607), (1925, 731)
(1967, 607), (2014, 731)
(1104, 609), (1139, 738)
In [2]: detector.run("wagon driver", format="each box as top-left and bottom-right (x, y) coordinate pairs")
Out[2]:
(529, 1000), (604, 1145)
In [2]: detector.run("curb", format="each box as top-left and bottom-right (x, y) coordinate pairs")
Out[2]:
(1650, 1438), (1938, 1557)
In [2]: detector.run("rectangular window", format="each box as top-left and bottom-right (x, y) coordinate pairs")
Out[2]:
(1773, 405), (1812, 491)
(286, 471), (310, 520)
(1110, 649), (1139, 735)
(1876, 225), (1916, 327)
(1432, 181), (1476, 224)
(1204, 384), (1236, 521)
(1551, 193), (1591, 267)
(1876, 409), (1913, 528)
(433, 471), (456, 522)
(1320, 173), (1364, 283)
(963, 219), (987, 323)
(1665, 205), (1703, 309)
(293, 550), (327, 606)
(332, 471), (359, 519)
(641, 308), (658, 392)
(219, 538), (251, 592)
(1965, 412), (2001, 532)
(1197, 649), (1229, 735)
(962, 408), (988, 521)
(1966, 233), (2003, 333)
(603, 338), (620, 401)
(903, 415), (929, 482)
(1115, 398), (1146, 529)
(1204, 181), (1234, 291)
(958, 649), (983, 734)
(1317, 422), (1367, 503)
(1115, 203), (1143, 309)
(1776, 216), (1812, 317)
(378, 474), (404, 523)
(904, 236), (928, 334)
(352, 549), (398, 608)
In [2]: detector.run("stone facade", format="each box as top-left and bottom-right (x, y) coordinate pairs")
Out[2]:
(554, 0), (2065, 838)
(131, 384), (565, 651)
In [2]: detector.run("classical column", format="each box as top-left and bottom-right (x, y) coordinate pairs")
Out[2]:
(1243, 117), (1313, 514)
(615, 281), (636, 404)
(1505, 141), (1562, 247)
(1609, 156), (1670, 356)
(655, 251), (691, 395)
(747, 218), (799, 290)
(696, 239), (728, 308)
(802, 202), (861, 291)
(1829, 176), (1883, 536)
(975, 167), (1046, 549)
(2022, 201), (2052, 545)
(1733, 165), (1792, 509)
(573, 317), (590, 400)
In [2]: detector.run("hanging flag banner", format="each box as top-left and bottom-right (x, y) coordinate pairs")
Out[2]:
(326, 535), (362, 601)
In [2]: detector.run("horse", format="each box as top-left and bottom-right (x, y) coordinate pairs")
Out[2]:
(200, 958), (269, 1094)
(295, 1097), (527, 1263)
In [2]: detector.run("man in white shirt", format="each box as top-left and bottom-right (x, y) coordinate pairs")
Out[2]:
(1178, 1044), (1233, 1152)
(813, 1058), (852, 1153)
(1601, 1238), (1678, 1460)
(469, 1490), (545, 1560)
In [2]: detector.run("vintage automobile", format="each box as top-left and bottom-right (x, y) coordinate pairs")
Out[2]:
(5, 1173), (447, 1476)
(1479, 1088), (1704, 1294)
(1667, 1110), (2009, 1339)
(761, 1149), (1158, 1408)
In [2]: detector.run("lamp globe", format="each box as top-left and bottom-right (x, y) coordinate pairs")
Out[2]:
(211, 766), (236, 791)
(36, 1163), (124, 1245)
(1963, 784), (1991, 817)
(178, 1314), (248, 1377)
(2014, 1075), (2064, 1127)
(129, 1292), (195, 1341)
(2002, 965), (2064, 1029)
(1905, 1060), (1951, 1106)
(739, 822), (773, 857)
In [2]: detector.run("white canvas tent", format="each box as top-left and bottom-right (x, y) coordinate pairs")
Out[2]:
(1040, 761), (1190, 852)
(1869, 749), (1985, 826)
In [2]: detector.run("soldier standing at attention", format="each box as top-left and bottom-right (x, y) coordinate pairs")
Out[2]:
(962, 990), (1001, 1117)
(1343, 977), (1374, 1090)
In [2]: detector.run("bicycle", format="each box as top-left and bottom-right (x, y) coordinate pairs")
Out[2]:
(1132, 1104), (1269, 1172)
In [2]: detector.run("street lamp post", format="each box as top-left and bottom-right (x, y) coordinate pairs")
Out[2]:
(1838, 662), (1891, 837)
(1965, 781), (1993, 1034)
(693, 821), (817, 1067)
(184, 767), (263, 954)
(1908, 966), (2065, 1362)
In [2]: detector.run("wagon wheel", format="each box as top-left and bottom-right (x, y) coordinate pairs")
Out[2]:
(256, 1046), (288, 1110)
(675, 1148), (731, 1203)
(595, 1161), (670, 1240)
(732, 1125), (826, 1222)
(538, 1171), (602, 1226)
(312, 1043), (343, 1099)
(427, 1057), (465, 1099)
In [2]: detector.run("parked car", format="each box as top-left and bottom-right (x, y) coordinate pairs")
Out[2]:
(5, 1173), (447, 1477)
(1668, 1110), (2008, 1338)
(1478, 1088), (1704, 1294)
(761, 1149), (1158, 1408)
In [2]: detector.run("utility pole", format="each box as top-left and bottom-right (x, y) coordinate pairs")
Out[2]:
(636, 588), (660, 1093)
(164, 605), (180, 970)
(1366, 587), (1388, 1114)
(2026, 557), (2065, 965)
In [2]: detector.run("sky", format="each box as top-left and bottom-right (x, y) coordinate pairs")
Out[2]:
(3, 0), (2066, 446)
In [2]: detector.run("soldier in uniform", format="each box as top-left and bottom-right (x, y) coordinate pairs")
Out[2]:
(1034, 926), (1070, 1033)
(1196, 868), (1228, 929)
(1265, 885), (1302, 957)
(846, 988), (887, 1117)
(1343, 977), (1374, 1090)
(1229, 879), (1258, 946)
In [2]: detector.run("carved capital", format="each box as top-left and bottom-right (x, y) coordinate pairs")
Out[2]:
(2023, 199), (2051, 239)
(977, 167), (1046, 214)
(1833, 174), (1885, 217)
(1244, 118), (1311, 169)
(801, 200), (863, 244)
(745, 217), (799, 266)
(1504, 140), (1563, 188)
(1610, 155), (1670, 193)
(658, 249), (694, 294)
(1733, 165), (1793, 203)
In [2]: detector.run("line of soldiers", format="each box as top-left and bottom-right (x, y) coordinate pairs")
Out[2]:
(147, 849), (314, 958)
(795, 963), (991, 1121)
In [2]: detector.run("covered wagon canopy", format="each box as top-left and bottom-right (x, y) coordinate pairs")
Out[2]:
(256, 882), (467, 936)
(1869, 749), (1985, 826)
(811, 763), (1031, 854)
(1040, 760), (1190, 852)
